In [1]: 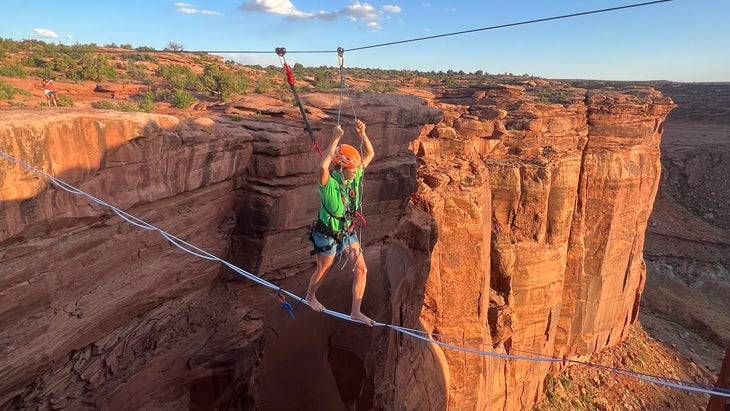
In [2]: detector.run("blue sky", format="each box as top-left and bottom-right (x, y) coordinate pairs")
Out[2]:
(1, 0), (728, 82)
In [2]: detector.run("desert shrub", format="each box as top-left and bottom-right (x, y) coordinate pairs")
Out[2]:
(21, 54), (45, 68)
(199, 64), (248, 100)
(94, 100), (116, 109)
(153, 88), (173, 101)
(0, 81), (31, 99)
(66, 43), (99, 59)
(165, 42), (184, 52)
(112, 101), (139, 111)
(75, 53), (118, 82)
(127, 63), (151, 83)
(35, 67), (55, 81)
(92, 100), (136, 111)
(313, 69), (336, 91)
(254, 76), (274, 94)
(0, 63), (27, 78)
(274, 82), (292, 101)
(155, 64), (197, 89)
(139, 53), (158, 64)
(172, 89), (195, 108)
(366, 81), (397, 93)
(50, 55), (78, 72)
(56, 94), (74, 107)
(138, 90), (155, 112)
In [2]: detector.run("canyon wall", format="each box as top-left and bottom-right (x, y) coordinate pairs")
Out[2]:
(369, 82), (675, 410)
(0, 82), (674, 410)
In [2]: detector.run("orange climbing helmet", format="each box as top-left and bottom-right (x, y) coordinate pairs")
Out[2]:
(333, 144), (361, 168)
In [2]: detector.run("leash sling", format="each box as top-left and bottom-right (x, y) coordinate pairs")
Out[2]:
(275, 47), (322, 156)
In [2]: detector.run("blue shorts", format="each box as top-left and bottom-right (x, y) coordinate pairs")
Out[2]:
(312, 230), (359, 257)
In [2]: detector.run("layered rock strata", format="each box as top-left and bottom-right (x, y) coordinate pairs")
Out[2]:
(0, 82), (675, 410)
(370, 83), (675, 410)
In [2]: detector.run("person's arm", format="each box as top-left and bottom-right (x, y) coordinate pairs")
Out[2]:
(355, 119), (375, 168)
(320, 125), (344, 186)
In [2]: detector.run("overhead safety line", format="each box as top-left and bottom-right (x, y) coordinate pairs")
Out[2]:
(345, 0), (673, 52)
(2, 147), (728, 400)
(181, 0), (673, 55)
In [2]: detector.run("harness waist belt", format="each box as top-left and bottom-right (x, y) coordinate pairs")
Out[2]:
(314, 219), (345, 242)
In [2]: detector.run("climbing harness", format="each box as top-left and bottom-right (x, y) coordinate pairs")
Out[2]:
(276, 47), (322, 156)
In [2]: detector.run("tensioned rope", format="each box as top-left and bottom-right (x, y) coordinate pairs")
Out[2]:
(180, 0), (673, 55)
(1, 149), (729, 399)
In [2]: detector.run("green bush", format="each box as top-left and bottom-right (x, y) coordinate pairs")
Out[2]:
(50, 55), (78, 72)
(36, 67), (55, 82)
(56, 93), (74, 107)
(138, 90), (155, 112)
(366, 81), (397, 93)
(155, 64), (196, 89)
(199, 64), (248, 100)
(314, 70), (336, 91)
(0, 80), (31, 99)
(127, 63), (151, 83)
(21, 54), (45, 68)
(75, 53), (118, 81)
(92, 99), (137, 111)
(0, 63), (28, 78)
(254, 76), (274, 93)
(172, 89), (195, 108)
(94, 100), (116, 109)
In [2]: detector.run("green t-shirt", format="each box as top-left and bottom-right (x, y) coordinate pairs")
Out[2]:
(318, 168), (363, 232)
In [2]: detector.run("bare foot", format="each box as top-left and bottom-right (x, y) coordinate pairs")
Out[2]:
(306, 295), (325, 312)
(351, 311), (375, 327)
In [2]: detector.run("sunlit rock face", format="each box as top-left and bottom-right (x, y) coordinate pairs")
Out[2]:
(0, 94), (443, 410)
(371, 83), (675, 410)
(0, 84), (674, 410)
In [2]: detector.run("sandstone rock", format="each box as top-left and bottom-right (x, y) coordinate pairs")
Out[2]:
(373, 84), (675, 410)
(708, 341), (730, 411)
(0, 83), (676, 410)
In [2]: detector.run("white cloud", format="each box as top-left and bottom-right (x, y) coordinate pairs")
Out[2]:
(240, 0), (314, 19)
(340, 1), (381, 21)
(65, 34), (73, 40)
(315, 10), (338, 22)
(240, 0), (399, 28)
(33, 28), (59, 39)
(175, 3), (223, 15)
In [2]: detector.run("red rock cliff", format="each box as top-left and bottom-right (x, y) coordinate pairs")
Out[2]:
(370, 82), (675, 410)
(0, 93), (442, 410)
(0, 83), (675, 410)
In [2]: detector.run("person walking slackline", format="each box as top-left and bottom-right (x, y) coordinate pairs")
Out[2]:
(305, 119), (375, 326)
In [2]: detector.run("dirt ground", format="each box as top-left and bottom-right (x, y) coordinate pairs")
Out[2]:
(642, 120), (730, 372)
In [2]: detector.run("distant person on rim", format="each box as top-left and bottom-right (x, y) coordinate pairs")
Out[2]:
(41, 78), (57, 106)
(305, 119), (375, 326)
